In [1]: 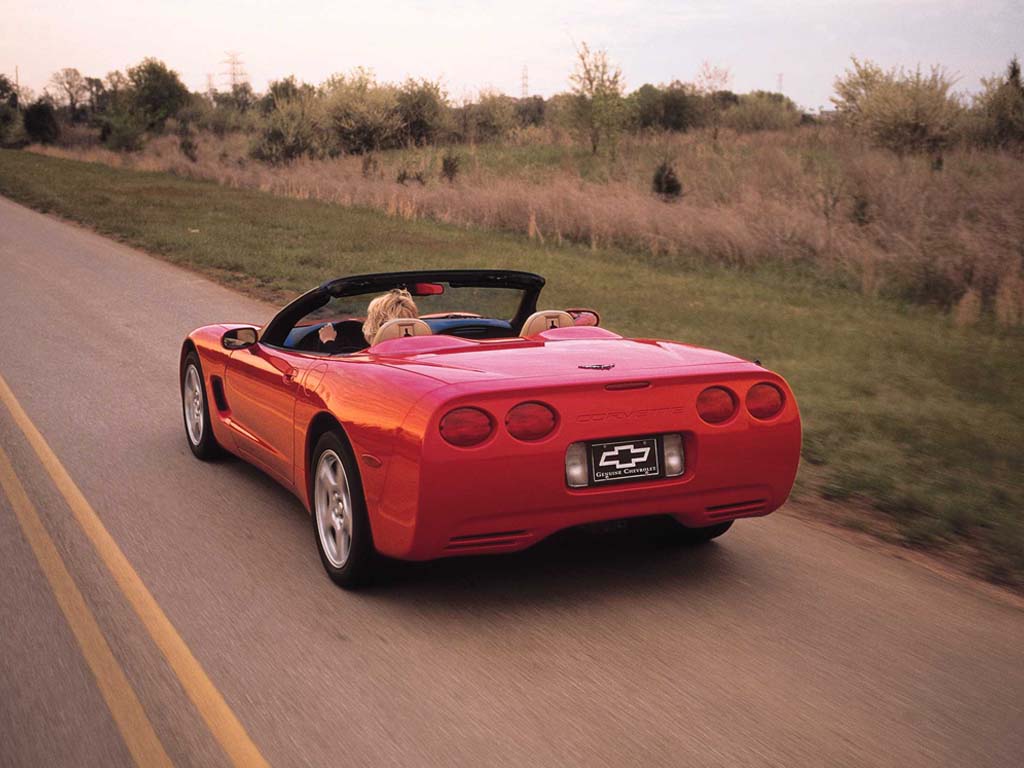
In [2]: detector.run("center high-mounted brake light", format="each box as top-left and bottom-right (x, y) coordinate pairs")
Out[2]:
(696, 386), (737, 424)
(440, 407), (494, 447)
(505, 402), (558, 441)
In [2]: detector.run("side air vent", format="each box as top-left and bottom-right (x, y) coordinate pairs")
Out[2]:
(210, 376), (229, 412)
(706, 499), (768, 520)
(446, 530), (529, 551)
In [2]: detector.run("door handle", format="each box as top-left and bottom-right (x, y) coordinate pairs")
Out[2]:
(282, 369), (298, 385)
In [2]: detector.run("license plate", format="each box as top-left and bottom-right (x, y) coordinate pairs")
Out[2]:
(588, 436), (662, 485)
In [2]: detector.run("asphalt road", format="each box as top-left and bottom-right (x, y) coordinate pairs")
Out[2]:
(0, 195), (1022, 768)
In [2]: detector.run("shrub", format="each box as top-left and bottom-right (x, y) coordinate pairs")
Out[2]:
(652, 161), (682, 200)
(721, 91), (802, 132)
(176, 121), (198, 162)
(515, 96), (545, 128)
(397, 78), (449, 146)
(975, 57), (1024, 148)
(832, 57), (962, 156)
(100, 110), (146, 151)
(23, 100), (60, 144)
(250, 95), (324, 163)
(321, 69), (403, 153)
(441, 150), (460, 183)
(466, 91), (516, 143)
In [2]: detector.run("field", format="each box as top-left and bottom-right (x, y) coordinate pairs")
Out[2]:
(29, 127), (1024, 326)
(1, 148), (1022, 585)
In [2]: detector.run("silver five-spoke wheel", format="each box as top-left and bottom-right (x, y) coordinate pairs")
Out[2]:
(315, 449), (354, 568)
(183, 364), (204, 446)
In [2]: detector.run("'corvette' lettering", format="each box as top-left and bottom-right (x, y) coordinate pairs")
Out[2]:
(576, 406), (686, 423)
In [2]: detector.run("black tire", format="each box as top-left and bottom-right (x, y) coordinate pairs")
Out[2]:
(181, 350), (221, 460)
(310, 431), (376, 588)
(665, 518), (733, 545)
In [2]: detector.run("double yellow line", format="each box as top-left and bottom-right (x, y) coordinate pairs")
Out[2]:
(0, 373), (270, 768)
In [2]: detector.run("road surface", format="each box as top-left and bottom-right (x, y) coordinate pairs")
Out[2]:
(0, 195), (1022, 767)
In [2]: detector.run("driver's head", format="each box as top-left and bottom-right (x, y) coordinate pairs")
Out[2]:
(363, 289), (419, 344)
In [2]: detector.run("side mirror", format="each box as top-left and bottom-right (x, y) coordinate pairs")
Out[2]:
(566, 308), (601, 327)
(222, 327), (259, 350)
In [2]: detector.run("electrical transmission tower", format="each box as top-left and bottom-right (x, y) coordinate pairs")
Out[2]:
(206, 73), (216, 96)
(221, 52), (248, 89)
(776, 72), (784, 94)
(521, 65), (528, 99)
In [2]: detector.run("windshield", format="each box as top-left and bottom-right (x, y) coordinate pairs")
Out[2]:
(298, 283), (526, 325)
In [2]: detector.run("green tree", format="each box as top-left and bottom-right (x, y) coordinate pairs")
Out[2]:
(569, 42), (626, 155)
(321, 68), (403, 153)
(127, 58), (190, 130)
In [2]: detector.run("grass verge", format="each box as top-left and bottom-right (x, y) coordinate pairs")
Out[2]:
(1, 149), (1022, 586)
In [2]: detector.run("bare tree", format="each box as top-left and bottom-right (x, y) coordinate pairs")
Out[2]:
(49, 68), (87, 118)
(695, 61), (732, 140)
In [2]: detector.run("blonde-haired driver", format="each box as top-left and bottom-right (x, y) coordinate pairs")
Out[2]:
(318, 288), (420, 348)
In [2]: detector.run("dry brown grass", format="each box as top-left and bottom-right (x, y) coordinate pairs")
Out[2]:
(31, 126), (1024, 320)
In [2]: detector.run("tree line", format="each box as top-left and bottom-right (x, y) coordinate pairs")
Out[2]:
(1, 46), (1022, 164)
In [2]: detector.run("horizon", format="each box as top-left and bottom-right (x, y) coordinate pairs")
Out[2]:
(3, 1), (1022, 111)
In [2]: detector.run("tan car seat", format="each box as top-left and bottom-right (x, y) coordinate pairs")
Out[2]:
(371, 318), (432, 346)
(519, 310), (574, 337)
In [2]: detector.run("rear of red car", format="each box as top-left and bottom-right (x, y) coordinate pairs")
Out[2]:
(365, 333), (801, 560)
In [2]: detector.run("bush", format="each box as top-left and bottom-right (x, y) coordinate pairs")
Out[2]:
(465, 91), (516, 143)
(100, 110), (146, 151)
(250, 96), (324, 163)
(631, 82), (701, 132)
(321, 69), (403, 154)
(515, 96), (545, 128)
(832, 57), (962, 156)
(721, 91), (802, 132)
(975, 57), (1024, 148)
(440, 150), (460, 183)
(397, 78), (449, 146)
(652, 161), (682, 200)
(23, 100), (60, 144)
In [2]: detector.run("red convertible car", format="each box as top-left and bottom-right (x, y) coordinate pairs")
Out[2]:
(180, 270), (801, 587)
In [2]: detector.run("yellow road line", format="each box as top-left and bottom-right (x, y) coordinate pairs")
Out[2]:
(0, 373), (270, 768)
(0, 443), (174, 768)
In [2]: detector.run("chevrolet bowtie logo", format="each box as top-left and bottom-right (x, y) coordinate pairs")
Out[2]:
(598, 444), (651, 470)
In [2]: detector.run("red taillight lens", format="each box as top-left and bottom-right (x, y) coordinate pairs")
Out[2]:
(506, 402), (557, 441)
(440, 407), (494, 447)
(696, 386), (737, 424)
(746, 383), (785, 420)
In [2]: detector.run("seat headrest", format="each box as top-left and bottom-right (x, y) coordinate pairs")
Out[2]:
(519, 310), (574, 338)
(371, 317), (432, 346)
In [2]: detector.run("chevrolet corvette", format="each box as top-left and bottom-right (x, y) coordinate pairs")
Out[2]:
(180, 269), (801, 587)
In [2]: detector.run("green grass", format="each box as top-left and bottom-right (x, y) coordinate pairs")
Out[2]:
(2, 148), (1022, 585)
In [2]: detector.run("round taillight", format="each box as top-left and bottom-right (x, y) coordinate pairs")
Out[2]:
(696, 387), (737, 424)
(506, 402), (557, 441)
(440, 407), (494, 447)
(746, 383), (785, 420)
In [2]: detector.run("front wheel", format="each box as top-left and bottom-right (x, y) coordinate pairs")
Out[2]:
(181, 351), (221, 460)
(311, 432), (375, 588)
(665, 518), (733, 545)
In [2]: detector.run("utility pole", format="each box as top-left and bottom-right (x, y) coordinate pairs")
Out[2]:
(521, 65), (528, 99)
(206, 73), (216, 97)
(777, 72), (783, 94)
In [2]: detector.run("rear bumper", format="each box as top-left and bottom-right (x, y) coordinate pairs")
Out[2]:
(365, 371), (801, 560)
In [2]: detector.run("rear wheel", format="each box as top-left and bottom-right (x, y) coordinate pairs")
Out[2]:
(666, 518), (733, 545)
(311, 432), (375, 588)
(181, 351), (221, 460)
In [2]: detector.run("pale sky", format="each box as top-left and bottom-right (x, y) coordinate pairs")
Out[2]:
(3, 0), (1021, 110)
